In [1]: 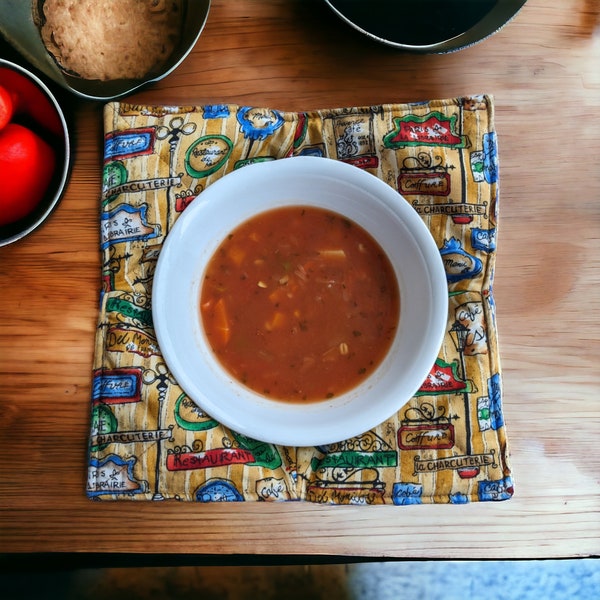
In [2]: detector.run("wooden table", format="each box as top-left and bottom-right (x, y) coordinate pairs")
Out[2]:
(1, 0), (598, 561)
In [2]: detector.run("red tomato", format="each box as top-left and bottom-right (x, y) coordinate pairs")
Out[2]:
(0, 123), (56, 226)
(0, 68), (63, 138)
(0, 85), (15, 130)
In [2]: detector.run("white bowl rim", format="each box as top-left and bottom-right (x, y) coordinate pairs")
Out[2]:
(152, 156), (448, 447)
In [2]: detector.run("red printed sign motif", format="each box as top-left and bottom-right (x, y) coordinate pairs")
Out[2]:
(166, 448), (256, 471)
(416, 358), (467, 396)
(383, 112), (467, 148)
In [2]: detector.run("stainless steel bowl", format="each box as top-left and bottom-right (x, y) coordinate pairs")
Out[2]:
(0, 0), (210, 101)
(0, 58), (71, 247)
(324, 0), (527, 53)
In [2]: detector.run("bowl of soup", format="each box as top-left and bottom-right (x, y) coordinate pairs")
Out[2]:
(152, 156), (448, 446)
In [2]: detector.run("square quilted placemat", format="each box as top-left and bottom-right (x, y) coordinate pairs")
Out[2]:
(88, 95), (513, 504)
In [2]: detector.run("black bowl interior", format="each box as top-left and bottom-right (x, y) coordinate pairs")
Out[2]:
(325, 0), (528, 52)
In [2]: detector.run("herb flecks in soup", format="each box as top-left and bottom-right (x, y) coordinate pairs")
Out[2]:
(200, 206), (400, 402)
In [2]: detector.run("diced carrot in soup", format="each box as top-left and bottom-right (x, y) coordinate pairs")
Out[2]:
(202, 297), (231, 347)
(200, 206), (399, 403)
(227, 245), (246, 266)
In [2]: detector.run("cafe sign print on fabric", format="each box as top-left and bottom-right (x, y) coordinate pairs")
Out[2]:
(383, 111), (468, 149)
(101, 203), (159, 249)
(398, 152), (453, 197)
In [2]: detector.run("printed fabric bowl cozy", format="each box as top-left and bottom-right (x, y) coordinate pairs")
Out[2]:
(152, 157), (448, 447)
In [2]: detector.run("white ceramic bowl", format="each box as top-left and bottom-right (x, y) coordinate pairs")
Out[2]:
(152, 156), (448, 446)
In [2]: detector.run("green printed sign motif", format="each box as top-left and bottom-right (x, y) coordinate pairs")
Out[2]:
(233, 433), (283, 470)
(312, 451), (398, 472)
(174, 394), (219, 431)
(106, 297), (153, 327)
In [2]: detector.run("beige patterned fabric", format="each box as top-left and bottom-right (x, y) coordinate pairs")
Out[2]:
(88, 95), (513, 504)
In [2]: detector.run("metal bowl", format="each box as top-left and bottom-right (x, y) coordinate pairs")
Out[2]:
(324, 0), (527, 53)
(0, 0), (210, 101)
(0, 59), (71, 247)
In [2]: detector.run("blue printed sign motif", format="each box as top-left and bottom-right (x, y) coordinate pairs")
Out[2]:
(92, 368), (141, 404)
(478, 373), (504, 432)
(392, 482), (423, 505)
(482, 132), (498, 184)
(450, 492), (469, 504)
(104, 128), (155, 161)
(297, 146), (324, 157)
(440, 237), (483, 283)
(478, 476), (514, 502)
(203, 105), (230, 119)
(87, 455), (146, 497)
(195, 479), (244, 502)
(471, 227), (497, 252)
(487, 373), (504, 430)
(237, 106), (285, 140)
(470, 131), (498, 184)
(100, 204), (159, 249)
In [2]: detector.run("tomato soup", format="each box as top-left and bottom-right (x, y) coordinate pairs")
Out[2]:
(200, 206), (400, 402)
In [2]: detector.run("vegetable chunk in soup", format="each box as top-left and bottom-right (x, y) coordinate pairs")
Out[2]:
(200, 206), (400, 402)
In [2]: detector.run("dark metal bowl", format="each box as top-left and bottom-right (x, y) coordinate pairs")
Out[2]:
(324, 0), (527, 53)
(0, 0), (210, 101)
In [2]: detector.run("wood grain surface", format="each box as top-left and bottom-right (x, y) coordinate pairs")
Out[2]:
(1, 0), (598, 559)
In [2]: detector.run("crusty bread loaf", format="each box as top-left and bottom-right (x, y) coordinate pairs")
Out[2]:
(38, 0), (183, 81)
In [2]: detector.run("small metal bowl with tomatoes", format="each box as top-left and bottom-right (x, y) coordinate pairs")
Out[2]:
(0, 59), (70, 247)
